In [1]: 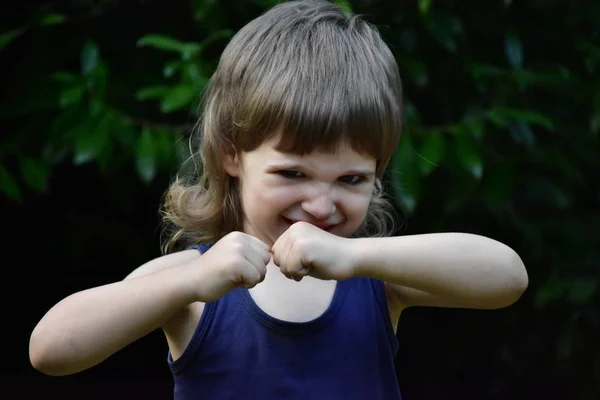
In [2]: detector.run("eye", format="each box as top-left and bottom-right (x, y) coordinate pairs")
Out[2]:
(339, 175), (364, 185)
(277, 170), (304, 179)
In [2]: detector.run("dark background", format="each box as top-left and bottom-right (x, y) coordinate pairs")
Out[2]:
(1, 0), (599, 399)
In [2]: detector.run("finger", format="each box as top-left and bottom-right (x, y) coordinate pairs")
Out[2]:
(240, 264), (263, 288)
(248, 236), (271, 259)
(252, 242), (272, 267)
(283, 240), (305, 282)
(275, 238), (291, 279)
(243, 250), (268, 281)
(240, 236), (271, 268)
(248, 235), (270, 251)
(270, 232), (288, 269)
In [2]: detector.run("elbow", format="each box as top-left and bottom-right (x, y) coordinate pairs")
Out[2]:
(29, 329), (72, 376)
(510, 250), (529, 295)
(498, 249), (529, 308)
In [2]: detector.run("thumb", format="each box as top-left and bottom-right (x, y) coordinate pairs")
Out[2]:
(270, 234), (285, 266)
(269, 247), (279, 267)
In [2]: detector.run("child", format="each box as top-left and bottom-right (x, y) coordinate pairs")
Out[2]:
(29, 1), (528, 399)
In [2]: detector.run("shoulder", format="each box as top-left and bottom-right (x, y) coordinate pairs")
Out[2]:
(124, 248), (203, 280)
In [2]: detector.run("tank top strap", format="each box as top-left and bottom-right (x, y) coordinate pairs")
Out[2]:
(190, 243), (213, 253)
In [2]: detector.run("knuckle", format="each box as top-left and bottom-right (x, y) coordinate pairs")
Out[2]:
(247, 268), (262, 285)
(227, 231), (246, 244)
(226, 237), (246, 253)
(231, 253), (246, 266)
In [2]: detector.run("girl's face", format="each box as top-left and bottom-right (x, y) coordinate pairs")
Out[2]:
(224, 138), (377, 247)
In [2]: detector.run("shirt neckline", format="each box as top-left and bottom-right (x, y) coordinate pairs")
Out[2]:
(237, 279), (349, 333)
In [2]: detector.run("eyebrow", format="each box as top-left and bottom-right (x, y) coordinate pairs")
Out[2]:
(267, 164), (376, 176)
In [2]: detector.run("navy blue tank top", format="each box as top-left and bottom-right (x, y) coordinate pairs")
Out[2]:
(167, 244), (402, 399)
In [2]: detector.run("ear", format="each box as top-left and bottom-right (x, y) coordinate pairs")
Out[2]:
(221, 142), (240, 177)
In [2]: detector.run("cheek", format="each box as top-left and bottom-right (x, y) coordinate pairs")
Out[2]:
(344, 195), (371, 219)
(337, 187), (374, 224)
(241, 179), (299, 216)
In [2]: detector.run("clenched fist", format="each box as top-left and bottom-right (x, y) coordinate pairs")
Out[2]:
(194, 232), (271, 302)
(270, 222), (356, 282)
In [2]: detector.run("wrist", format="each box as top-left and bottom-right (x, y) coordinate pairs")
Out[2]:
(348, 238), (371, 278)
(186, 259), (234, 303)
(172, 261), (206, 304)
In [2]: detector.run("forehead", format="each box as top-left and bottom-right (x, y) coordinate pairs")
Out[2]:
(246, 138), (376, 167)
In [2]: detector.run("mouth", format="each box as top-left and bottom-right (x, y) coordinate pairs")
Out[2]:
(283, 217), (337, 232)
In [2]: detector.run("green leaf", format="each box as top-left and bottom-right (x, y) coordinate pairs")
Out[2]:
(50, 107), (80, 140)
(52, 71), (79, 83)
(88, 60), (108, 97)
(59, 85), (85, 108)
(417, 131), (445, 176)
(184, 63), (207, 86)
(81, 40), (99, 76)
(73, 122), (110, 165)
(18, 157), (49, 192)
(0, 163), (21, 201)
(0, 28), (25, 52)
(89, 98), (104, 117)
(136, 128), (157, 183)
(333, 0), (353, 17)
(137, 34), (193, 55)
(163, 60), (182, 78)
(493, 107), (554, 131)
(504, 32), (523, 69)
(191, 0), (218, 21)
(455, 133), (483, 179)
(463, 116), (485, 139)
(160, 85), (197, 113)
(181, 43), (202, 61)
(419, 0), (432, 14)
(468, 64), (506, 83)
(513, 67), (571, 89)
(154, 128), (175, 168)
(82, 115), (114, 171)
(136, 85), (171, 101)
(40, 13), (66, 26)
(567, 279), (597, 303)
(509, 121), (535, 147)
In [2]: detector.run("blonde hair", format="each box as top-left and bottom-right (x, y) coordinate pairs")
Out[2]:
(161, 0), (403, 253)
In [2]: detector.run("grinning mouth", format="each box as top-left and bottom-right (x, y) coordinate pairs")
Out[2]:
(283, 217), (336, 232)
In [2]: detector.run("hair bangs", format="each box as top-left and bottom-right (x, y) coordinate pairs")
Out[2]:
(269, 76), (398, 174)
(225, 4), (402, 175)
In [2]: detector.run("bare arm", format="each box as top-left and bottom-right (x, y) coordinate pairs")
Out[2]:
(30, 232), (270, 376)
(29, 250), (201, 376)
(353, 233), (529, 310)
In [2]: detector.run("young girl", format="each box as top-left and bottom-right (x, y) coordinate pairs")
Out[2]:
(29, 1), (528, 399)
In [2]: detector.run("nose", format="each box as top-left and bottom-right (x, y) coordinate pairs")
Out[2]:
(301, 195), (336, 220)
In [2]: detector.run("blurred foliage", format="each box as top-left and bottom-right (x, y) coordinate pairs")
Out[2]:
(2, 0), (599, 398)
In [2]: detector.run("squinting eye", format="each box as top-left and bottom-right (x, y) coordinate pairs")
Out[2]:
(277, 170), (304, 179)
(339, 175), (363, 185)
